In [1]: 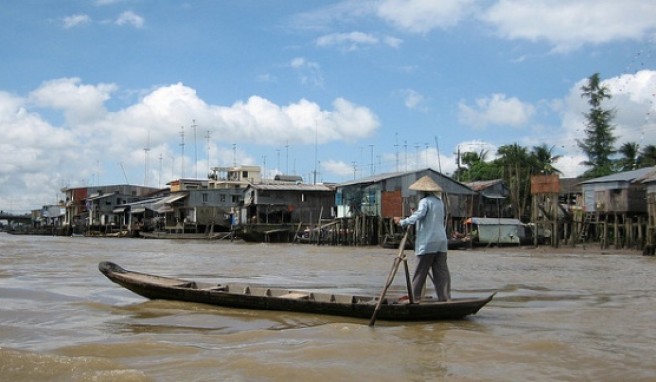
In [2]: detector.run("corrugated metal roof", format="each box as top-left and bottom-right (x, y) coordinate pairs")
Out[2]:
(249, 183), (334, 192)
(467, 217), (524, 225)
(639, 169), (656, 183)
(336, 170), (411, 186)
(154, 193), (188, 205)
(464, 179), (504, 191)
(579, 167), (655, 185)
(85, 192), (116, 201)
(336, 168), (476, 194)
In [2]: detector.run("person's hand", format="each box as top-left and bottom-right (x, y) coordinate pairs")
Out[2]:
(393, 217), (401, 225)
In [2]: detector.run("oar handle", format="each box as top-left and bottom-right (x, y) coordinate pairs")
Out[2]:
(369, 230), (409, 327)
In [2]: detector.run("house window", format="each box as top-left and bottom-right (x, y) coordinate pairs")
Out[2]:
(242, 171), (248, 179)
(220, 194), (226, 203)
(202, 193), (208, 203)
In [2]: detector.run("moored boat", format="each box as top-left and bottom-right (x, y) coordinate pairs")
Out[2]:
(139, 231), (231, 240)
(98, 261), (495, 322)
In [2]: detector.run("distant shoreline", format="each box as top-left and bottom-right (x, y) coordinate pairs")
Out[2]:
(457, 243), (648, 256)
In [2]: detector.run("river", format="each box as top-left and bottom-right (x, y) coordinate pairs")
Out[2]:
(0, 232), (654, 381)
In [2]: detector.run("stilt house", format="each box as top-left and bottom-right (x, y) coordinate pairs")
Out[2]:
(464, 179), (511, 218)
(578, 167), (655, 249)
(334, 168), (476, 243)
(641, 170), (656, 253)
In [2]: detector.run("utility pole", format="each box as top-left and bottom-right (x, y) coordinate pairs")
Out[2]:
(144, 130), (150, 186)
(158, 153), (163, 188)
(369, 144), (374, 175)
(191, 120), (198, 179)
(285, 140), (289, 174)
(205, 129), (211, 176)
(404, 141), (408, 171)
(394, 132), (399, 172)
(314, 121), (318, 184)
(179, 126), (185, 178)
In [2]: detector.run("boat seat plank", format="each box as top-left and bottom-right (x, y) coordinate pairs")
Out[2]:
(311, 293), (334, 303)
(279, 292), (310, 300)
(331, 294), (356, 304)
(247, 286), (273, 296)
(174, 282), (197, 288)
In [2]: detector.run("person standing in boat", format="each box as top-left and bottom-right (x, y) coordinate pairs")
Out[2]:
(394, 175), (451, 302)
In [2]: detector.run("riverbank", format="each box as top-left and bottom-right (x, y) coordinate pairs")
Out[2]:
(465, 242), (650, 256)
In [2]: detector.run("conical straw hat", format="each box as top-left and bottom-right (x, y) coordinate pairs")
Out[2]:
(409, 175), (443, 192)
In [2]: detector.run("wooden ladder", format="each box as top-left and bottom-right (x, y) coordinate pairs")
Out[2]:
(578, 213), (597, 242)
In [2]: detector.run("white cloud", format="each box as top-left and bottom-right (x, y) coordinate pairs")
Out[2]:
(287, 1), (375, 32)
(383, 36), (403, 48)
(316, 31), (403, 51)
(0, 91), (79, 211)
(63, 14), (91, 29)
(116, 11), (144, 28)
(372, 0), (656, 52)
(458, 94), (535, 128)
(256, 73), (277, 83)
(377, 0), (476, 33)
(481, 0), (656, 53)
(289, 57), (324, 87)
(28, 78), (117, 124)
(316, 31), (378, 51)
(322, 159), (355, 178)
(0, 79), (379, 210)
(401, 89), (426, 110)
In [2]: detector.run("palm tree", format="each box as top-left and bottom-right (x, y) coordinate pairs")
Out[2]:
(530, 144), (562, 175)
(639, 144), (656, 167)
(617, 142), (639, 171)
(453, 149), (498, 182)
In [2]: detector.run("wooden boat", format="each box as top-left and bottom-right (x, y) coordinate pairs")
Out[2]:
(232, 223), (295, 243)
(139, 231), (230, 240)
(99, 261), (495, 322)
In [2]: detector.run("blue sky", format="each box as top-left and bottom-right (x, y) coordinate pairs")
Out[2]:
(1, 0), (655, 213)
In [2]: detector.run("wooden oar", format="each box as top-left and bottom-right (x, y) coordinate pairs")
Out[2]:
(369, 230), (411, 327)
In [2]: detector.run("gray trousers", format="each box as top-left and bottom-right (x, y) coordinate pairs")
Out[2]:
(412, 252), (451, 302)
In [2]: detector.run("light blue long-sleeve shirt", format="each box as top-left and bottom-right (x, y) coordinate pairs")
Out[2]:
(399, 195), (448, 255)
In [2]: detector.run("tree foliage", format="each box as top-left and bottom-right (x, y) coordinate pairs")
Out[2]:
(576, 73), (617, 178)
(617, 142), (640, 171)
(444, 71), (655, 218)
(452, 149), (500, 182)
(530, 144), (562, 175)
(639, 144), (656, 167)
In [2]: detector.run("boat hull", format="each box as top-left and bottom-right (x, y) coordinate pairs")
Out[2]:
(99, 261), (494, 322)
(138, 231), (229, 240)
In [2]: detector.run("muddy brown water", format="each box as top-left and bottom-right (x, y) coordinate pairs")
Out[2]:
(1, 232), (654, 381)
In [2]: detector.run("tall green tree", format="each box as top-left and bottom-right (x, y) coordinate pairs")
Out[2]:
(577, 73), (617, 178)
(496, 143), (531, 220)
